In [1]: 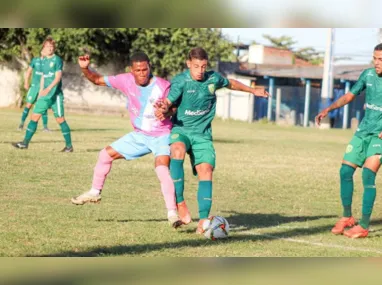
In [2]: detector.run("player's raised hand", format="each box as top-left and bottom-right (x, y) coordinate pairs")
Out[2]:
(154, 109), (166, 121)
(252, 88), (270, 98)
(315, 109), (329, 126)
(154, 99), (170, 113)
(39, 88), (49, 97)
(78, 55), (90, 69)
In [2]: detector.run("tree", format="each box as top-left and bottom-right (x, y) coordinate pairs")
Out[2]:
(294, 47), (324, 65)
(261, 34), (325, 66)
(0, 28), (234, 77)
(262, 34), (297, 50)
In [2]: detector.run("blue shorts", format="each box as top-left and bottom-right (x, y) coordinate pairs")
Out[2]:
(110, 131), (170, 160)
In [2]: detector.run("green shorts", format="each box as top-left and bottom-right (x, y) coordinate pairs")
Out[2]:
(25, 87), (40, 104)
(170, 132), (216, 176)
(33, 93), (65, 118)
(343, 135), (382, 166)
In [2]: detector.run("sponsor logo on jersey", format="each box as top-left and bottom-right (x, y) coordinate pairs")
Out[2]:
(185, 109), (210, 116)
(187, 90), (196, 93)
(171, 134), (179, 139)
(208, 84), (216, 94)
(373, 144), (381, 148)
(367, 83), (373, 86)
(44, 72), (55, 78)
(346, 145), (353, 153)
(365, 103), (382, 112)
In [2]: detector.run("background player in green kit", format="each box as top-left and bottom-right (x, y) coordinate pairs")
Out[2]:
(18, 49), (50, 132)
(12, 36), (73, 152)
(155, 47), (269, 234)
(316, 43), (382, 238)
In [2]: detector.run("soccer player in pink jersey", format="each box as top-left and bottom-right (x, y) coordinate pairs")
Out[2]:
(71, 52), (182, 228)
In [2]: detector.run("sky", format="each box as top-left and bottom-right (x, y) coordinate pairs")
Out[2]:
(222, 28), (381, 65)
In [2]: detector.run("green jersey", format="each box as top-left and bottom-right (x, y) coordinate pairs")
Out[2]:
(29, 57), (44, 88)
(168, 70), (229, 138)
(351, 68), (382, 137)
(42, 54), (63, 98)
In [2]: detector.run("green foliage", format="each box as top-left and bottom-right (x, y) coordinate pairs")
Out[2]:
(262, 34), (324, 65)
(0, 28), (234, 77)
(262, 34), (297, 50)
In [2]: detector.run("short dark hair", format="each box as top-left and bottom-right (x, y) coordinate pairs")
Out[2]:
(374, 43), (382, 51)
(129, 51), (150, 66)
(188, 47), (208, 61)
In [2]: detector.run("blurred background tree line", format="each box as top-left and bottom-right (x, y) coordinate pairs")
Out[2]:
(0, 28), (236, 78)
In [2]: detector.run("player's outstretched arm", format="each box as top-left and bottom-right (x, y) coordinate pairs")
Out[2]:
(315, 92), (356, 126)
(227, 79), (270, 98)
(78, 55), (106, 86)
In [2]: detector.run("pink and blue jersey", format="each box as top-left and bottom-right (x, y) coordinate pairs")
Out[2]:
(104, 73), (172, 137)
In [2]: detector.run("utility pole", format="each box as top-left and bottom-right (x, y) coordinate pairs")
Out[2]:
(320, 28), (335, 129)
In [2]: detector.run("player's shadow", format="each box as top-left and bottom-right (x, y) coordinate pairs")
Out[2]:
(33, 222), (340, 257)
(222, 211), (337, 233)
(70, 128), (124, 132)
(1, 140), (69, 144)
(97, 212), (336, 230)
(214, 138), (245, 144)
(97, 218), (168, 223)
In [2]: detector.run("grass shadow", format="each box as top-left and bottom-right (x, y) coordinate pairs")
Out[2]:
(214, 138), (245, 144)
(223, 211), (337, 232)
(33, 223), (338, 257)
(70, 128), (125, 132)
(35, 213), (341, 257)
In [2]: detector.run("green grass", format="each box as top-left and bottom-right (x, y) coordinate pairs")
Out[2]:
(1, 108), (382, 257)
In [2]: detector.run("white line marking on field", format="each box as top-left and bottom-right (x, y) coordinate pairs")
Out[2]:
(247, 231), (382, 255)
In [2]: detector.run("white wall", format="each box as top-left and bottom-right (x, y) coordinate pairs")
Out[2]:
(0, 62), (128, 114)
(0, 66), (21, 107)
(248, 45), (264, 64)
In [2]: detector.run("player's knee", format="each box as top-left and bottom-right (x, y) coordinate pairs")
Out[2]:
(197, 164), (213, 176)
(56, 117), (65, 124)
(99, 148), (113, 163)
(171, 145), (186, 159)
(340, 164), (355, 180)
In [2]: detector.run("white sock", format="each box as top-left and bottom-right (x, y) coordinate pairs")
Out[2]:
(167, 209), (178, 218)
(89, 187), (101, 196)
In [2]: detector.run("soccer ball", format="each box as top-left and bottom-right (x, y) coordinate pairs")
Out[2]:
(201, 216), (230, 240)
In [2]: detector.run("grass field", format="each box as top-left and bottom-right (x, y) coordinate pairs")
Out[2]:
(1, 108), (382, 257)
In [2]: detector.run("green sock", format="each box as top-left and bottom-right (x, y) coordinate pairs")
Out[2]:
(59, 121), (72, 147)
(170, 159), (184, 204)
(360, 167), (376, 229)
(197, 180), (212, 219)
(20, 107), (30, 125)
(24, 120), (38, 144)
(340, 164), (356, 217)
(42, 111), (48, 128)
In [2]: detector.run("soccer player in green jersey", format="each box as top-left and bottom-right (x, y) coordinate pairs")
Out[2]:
(155, 47), (269, 234)
(316, 43), (382, 238)
(18, 49), (50, 132)
(12, 36), (73, 152)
